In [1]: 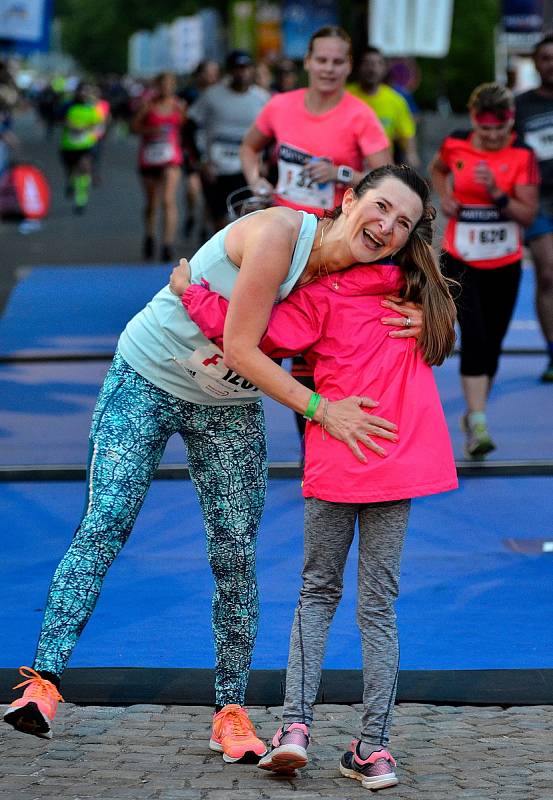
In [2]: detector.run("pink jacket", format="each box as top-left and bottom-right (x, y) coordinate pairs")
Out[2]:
(183, 263), (458, 503)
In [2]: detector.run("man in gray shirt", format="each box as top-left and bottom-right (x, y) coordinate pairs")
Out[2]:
(189, 50), (270, 231)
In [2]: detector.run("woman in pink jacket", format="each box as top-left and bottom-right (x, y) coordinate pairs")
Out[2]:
(171, 166), (457, 792)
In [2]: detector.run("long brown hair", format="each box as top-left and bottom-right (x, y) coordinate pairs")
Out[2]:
(332, 164), (457, 366)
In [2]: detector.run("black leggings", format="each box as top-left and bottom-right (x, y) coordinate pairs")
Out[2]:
(442, 253), (521, 379)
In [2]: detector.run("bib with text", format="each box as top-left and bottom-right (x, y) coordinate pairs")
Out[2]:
(175, 344), (261, 399)
(275, 143), (335, 210)
(454, 206), (519, 262)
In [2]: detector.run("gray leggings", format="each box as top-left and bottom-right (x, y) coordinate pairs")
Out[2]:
(282, 496), (411, 747)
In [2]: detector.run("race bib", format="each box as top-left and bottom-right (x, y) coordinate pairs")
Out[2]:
(142, 141), (175, 166)
(210, 140), (241, 174)
(276, 143), (335, 210)
(175, 344), (261, 399)
(524, 126), (553, 161)
(454, 206), (519, 261)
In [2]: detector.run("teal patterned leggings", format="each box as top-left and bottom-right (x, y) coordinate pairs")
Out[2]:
(33, 352), (267, 706)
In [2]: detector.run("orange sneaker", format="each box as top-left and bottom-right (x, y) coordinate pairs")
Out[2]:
(3, 666), (64, 739)
(209, 704), (268, 763)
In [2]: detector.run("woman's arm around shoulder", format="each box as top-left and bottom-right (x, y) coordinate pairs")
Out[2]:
(223, 206), (303, 370)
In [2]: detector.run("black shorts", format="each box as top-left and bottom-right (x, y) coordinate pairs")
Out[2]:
(441, 252), (521, 378)
(60, 148), (93, 169)
(139, 164), (173, 179)
(202, 173), (248, 221)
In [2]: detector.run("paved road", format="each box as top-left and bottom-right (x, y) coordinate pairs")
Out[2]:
(1, 701), (552, 799)
(0, 108), (194, 314)
(0, 108), (184, 265)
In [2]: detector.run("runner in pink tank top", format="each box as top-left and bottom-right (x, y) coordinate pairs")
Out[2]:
(240, 26), (391, 457)
(137, 105), (183, 170)
(131, 72), (186, 263)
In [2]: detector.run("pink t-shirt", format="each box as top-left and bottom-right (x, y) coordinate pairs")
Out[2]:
(255, 89), (389, 214)
(183, 266), (457, 504)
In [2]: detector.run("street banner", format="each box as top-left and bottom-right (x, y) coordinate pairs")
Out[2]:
(230, 0), (256, 53)
(171, 16), (203, 75)
(198, 8), (224, 62)
(128, 31), (153, 77)
(282, 0), (338, 60)
(502, 0), (543, 32)
(368, 0), (453, 57)
(0, 0), (52, 51)
(151, 24), (172, 73)
(256, 2), (282, 61)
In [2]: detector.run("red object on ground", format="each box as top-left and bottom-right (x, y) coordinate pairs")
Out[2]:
(0, 164), (51, 220)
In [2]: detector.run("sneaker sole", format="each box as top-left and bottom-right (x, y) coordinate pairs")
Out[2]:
(339, 762), (398, 791)
(460, 415), (496, 459)
(258, 744), (308, 774)
(3, 702), (52, 739)
(464, 439), (496, 459)
(209, 738), (268, 764)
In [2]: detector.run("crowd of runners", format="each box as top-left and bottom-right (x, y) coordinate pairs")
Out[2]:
(1, 27), (553, 794)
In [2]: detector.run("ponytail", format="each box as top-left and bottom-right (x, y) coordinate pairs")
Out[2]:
(325, 163), (458, 364)
(395, 207), (457, 366)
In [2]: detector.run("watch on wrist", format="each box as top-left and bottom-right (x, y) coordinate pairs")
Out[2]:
(336, 164), (354, 185)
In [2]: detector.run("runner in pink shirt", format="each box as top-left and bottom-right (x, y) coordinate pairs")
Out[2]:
(240, 26), (391, 452)
(131, 72), (186, 263)
(241, 26), (390, 216)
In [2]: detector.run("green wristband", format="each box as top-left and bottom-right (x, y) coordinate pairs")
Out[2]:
(303, 392), (322, 421)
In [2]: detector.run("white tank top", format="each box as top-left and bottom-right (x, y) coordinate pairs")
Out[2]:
(117, 211), (318, 405)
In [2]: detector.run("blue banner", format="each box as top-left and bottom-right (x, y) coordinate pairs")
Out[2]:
(0, 0), (52, 52)
(502, 0), (543, 32)
(282, 0), (338, 60)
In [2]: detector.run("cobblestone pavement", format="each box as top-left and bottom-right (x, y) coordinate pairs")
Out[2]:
(1, 702), (552, 799)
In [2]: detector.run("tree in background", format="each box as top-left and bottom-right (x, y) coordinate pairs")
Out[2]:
(414, 0), (499, 112)
(57, 0), (499, 101)
(57, 0), (201, 75)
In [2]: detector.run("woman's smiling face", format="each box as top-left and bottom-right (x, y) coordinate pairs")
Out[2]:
(341, 176), (423, 263)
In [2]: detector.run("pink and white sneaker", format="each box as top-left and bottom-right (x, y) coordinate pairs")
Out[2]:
(258, 722), (310, 774)
(339, 739), (398, 791)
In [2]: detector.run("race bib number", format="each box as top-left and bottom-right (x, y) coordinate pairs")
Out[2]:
(276, 143), (335, 210)
(175, 344), (261, 399)
(454, 206), (519, 261)
(524, 126), (553, 161)
(210, 140), (241, 174)
(142, 141), (175, 166)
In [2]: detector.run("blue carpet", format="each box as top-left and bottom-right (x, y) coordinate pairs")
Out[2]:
(1, 352), (551, 466)
(1, 477), (552, 672)
(0, 261), (544, 357)
(0, 265), (169, 357)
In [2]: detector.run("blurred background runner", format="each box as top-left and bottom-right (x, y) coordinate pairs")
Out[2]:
(515, 34), (553, 383)
(240, 25), (391, 456)
(348, 46), (421, 169)
(189, 50), (269, 232)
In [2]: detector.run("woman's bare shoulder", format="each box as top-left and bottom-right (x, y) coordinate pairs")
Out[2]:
(226, 207), (305, 257)
(243, 205), (302, 234)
